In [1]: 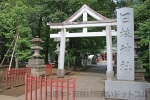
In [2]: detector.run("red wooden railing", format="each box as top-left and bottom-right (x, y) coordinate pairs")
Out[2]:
(25, 73), (76, 100)
(5, 68), (31, 89)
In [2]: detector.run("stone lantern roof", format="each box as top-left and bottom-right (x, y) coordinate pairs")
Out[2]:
(30, 36), (44, 42)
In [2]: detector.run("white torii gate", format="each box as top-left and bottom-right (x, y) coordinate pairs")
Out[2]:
(47, 4), (117, 80)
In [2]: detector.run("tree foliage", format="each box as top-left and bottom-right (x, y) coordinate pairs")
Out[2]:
(0, 1), (32, 62)
(0, 0), (125, 65)
(134, 0), (150, 69)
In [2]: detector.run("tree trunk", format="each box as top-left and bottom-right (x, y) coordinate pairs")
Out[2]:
(44, 27), (50, 64)
(37, 16), (42, 37)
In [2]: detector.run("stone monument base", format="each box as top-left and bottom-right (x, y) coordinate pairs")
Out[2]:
(26, 59), (45, 77)
(31, 67), (45, 77)
(26, 65), (46, 77)
(105, 78), (150, 100)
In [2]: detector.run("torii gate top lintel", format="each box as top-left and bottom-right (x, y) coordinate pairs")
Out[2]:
(63, 4), (108, 22)
(47, 19), (117, 26)
(47, 4), (117, 29)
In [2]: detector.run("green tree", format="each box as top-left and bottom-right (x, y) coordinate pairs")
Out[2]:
(0, 1), (32, 62)
(0, 0), (123, 66)
(134, 0), (150, 74)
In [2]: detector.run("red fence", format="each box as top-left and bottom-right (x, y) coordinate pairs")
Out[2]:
(25, 73), (76, 100)
(5, 68), (31, 89)
(45, 64), (52, 76)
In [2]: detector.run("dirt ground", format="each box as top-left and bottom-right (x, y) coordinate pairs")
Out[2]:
(0, 67), (29, 97)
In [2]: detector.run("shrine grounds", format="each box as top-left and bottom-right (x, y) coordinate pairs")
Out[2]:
(0, 64), (105, 99)
(0, 64), (150, 100)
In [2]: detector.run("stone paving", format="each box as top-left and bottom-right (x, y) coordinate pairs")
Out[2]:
(0, 64), (108, 100)
(73, 67), (106, 100)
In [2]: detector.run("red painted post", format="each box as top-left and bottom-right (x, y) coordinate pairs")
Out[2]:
(14, 69), (16, 86)
(35, 76), (37, 100)
(29, 68), (31, 75)
(40, 76), (42, 100)
(18, 68), (20, 85)
(10, 69), (12, 87)
(17, 69), (19, 85)
(22, 68), (23, 84)
(72, 78), (76, 100)
(21, 68), (23, 84)
(18, 69), (20, 86)
(8, 69), (10, 87)
(45, 77), (47, 100)
(61, 78), (64, 100)
(5, 68), (8, 89)
(25, 73), (28, 100)
(8, 69), (10, 88)
(50, 77), (52, 100)
(30, 75), (32, 100)
(23, 68), (25, 83)
(66, 79), (69, 100)
(12, 69), (14, 86)
(55, 78), (58, 100)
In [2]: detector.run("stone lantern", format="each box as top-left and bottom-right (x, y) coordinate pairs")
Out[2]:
(134, 35), (146, 80)
(26, 36), (45, 77)
(30, 36), (44, 58)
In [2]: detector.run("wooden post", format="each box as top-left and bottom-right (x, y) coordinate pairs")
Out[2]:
(9, 33), (19, 70)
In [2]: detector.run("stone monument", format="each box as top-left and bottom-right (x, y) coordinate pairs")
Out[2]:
(26, 36), (45, 77)
(116, 7), (134, 80)
(105, 7), (150, 100)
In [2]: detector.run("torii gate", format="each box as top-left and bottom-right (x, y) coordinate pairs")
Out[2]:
(47, 4), (117, 80)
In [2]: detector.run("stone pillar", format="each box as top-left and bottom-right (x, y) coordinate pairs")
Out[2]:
(106, 25), (114, 80)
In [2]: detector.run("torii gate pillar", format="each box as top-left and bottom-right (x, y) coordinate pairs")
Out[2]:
(57, 28), (66, 77)
(106, 25), (114, 80)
